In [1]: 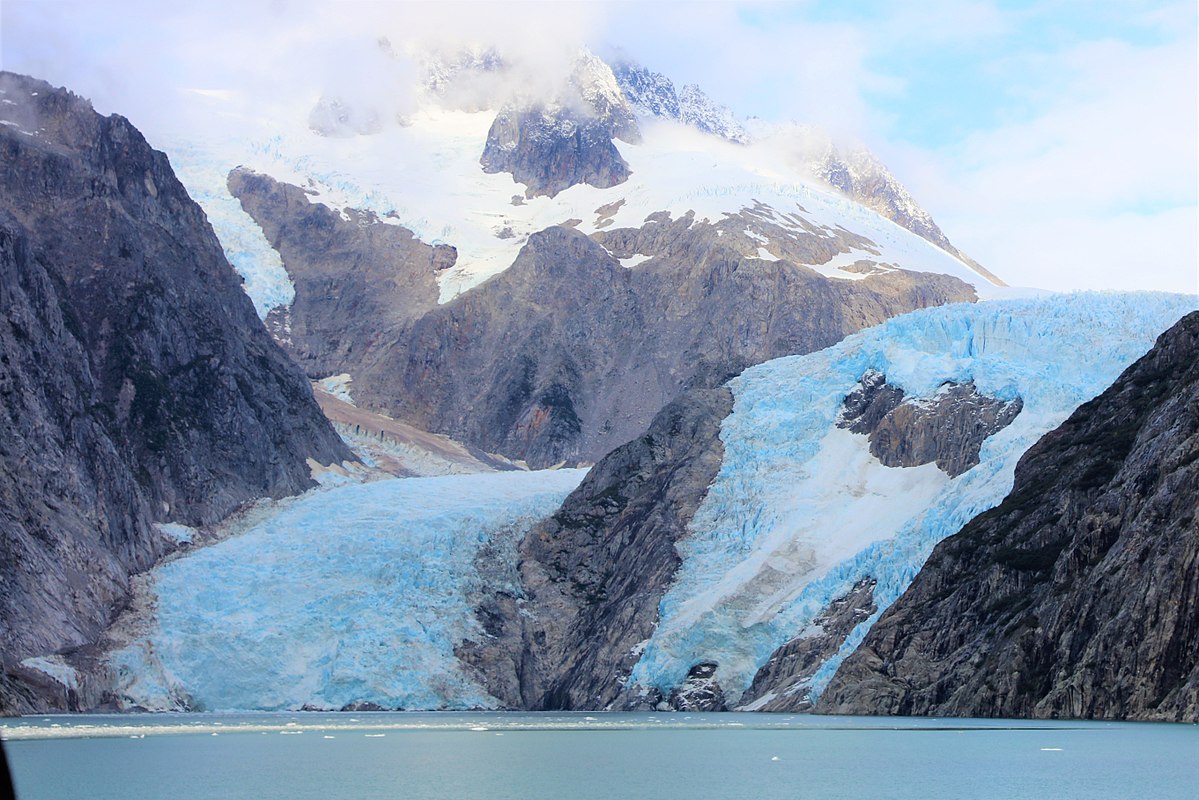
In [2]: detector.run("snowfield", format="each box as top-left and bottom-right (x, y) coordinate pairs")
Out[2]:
(156, 102), (1009, 315)
(627, 291), (1199, 707)
(108, 469), (587, 711)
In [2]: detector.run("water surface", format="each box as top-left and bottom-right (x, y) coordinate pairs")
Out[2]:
(4, 712), (1195, 800)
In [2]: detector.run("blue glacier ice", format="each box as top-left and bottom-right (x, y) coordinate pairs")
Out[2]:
(628, 292), (1199, 706)
(109, 469), (587, 711)
(165, 140), (295, 317)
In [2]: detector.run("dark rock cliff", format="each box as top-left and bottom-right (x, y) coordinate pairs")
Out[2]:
(481, 104), (634, 199)
(817, 311), (1199, 721)
(742, 579), (878, 711)
(456, 387), (734, 709)
(226, 168), (444, 378)
(0, 73), (352, 704)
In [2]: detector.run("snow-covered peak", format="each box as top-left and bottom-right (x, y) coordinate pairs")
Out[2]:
(747, 119), (978, 268)
(422, 45), (506, 98)
(570, 50), (625, 117)
(612, 61), (748, 143)
(676, 83), (750, 144)
(611, 61), (680, 119)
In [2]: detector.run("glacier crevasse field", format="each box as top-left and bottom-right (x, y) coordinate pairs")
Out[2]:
(108, 470), (587, 711)
(629, 292), (1199, 706)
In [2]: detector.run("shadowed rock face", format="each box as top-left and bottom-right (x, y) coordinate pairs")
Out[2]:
(0, 72), (351, 707)
(456, 387), (734, 710)
(230, 172), (978, 469)
(226, 168), (443, 379)
(817, 311), (1199, 722)
(838, 370), (1023, 477)
(741, 579), (878, 712)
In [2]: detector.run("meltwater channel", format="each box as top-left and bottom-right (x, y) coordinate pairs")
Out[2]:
(4, 712), (1197, 800)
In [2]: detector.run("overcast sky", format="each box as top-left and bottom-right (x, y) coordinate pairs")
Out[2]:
(2, 0), (1195, 293)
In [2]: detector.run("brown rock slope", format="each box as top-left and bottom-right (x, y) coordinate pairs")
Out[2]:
(231, 170), (978, 469)
(818, 311), (1199, 721)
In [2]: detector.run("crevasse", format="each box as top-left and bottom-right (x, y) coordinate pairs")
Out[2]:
(628, 292), (1199, 705)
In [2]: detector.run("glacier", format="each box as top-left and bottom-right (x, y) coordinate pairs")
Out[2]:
(166, 140), (295, 317)
(108, 469), (587, 711)
(628, 292), (1199, 706)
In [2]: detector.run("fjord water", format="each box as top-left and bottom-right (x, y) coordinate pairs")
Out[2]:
(4, 713), (1196, 800)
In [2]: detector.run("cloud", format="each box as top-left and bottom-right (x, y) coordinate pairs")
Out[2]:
(2, 0), (1194, 293)
(885, 29), (1197, 292)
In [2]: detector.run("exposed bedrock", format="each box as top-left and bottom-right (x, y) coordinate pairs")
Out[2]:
(741, 579), (878, 712)
(480, 51), (641, 198)
(481, 104), (634, 199)
(817, 311), (1199, 722)
(838, 370), (1024, 477)
(0, 73), (351, 712)
(456, 386), (734, 710)
(226, 167), (443, 378)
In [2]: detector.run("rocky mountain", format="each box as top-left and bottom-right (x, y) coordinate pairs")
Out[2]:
(137, 44), (1007, 476)
(230, 169), (977, 467)
(446, 294), (1192, 713)
(0, 72), (352, 713)
(34, 292), (1191, 714)
(817, 311), (1199, 722)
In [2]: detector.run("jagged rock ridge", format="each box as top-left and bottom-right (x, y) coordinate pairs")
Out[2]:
(818, 311), (1199, 721)
(612, 61), (749, 143)
(0, 72), (352, 713)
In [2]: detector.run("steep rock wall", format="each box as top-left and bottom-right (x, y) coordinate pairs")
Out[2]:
(818, 311), (1199, 721)
(0, 73), (351, 708)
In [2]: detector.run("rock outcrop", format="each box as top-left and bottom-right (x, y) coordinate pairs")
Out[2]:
(741, 579), (878, 711)
(838, 370), (1023, 477)
(481, 52), (641, 198)
(0, 72), (352, 710)
(226, 168), (443, 378)
(456, 387), (734, 710)
(817, 311), (1199, 721)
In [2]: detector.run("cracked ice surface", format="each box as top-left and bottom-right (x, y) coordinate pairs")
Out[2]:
(629, 292), (1199, 705)
(111, 469), (586, 711)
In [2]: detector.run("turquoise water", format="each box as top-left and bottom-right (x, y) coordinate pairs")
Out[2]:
(4, 712), (1196, 799)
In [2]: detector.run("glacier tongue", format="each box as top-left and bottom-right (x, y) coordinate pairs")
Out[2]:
(108, 469), (587, 712)
(629, 292), (1199, 706)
